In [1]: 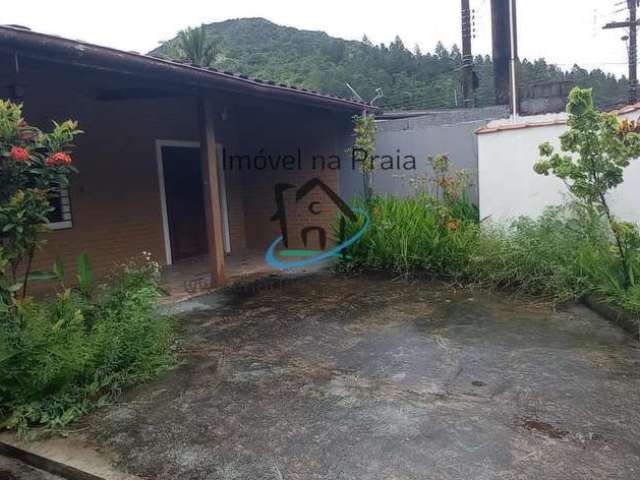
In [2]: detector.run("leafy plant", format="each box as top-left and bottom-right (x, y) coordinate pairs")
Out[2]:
(0, 255), (174, 434)
(0, 100), (81, 302)
(351, 114), (378, 205)
(335, 153), (479, 277)
(534, 87), (640, 287)
(76, 253), (93, 296)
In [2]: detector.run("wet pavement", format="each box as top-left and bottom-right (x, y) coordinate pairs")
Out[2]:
(88, 274), (640, 479)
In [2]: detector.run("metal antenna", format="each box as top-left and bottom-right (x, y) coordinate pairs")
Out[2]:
(370, 88), (384, 106)
(345, 82), (364, 102)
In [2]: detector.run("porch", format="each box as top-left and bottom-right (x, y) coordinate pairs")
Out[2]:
(160, 251), (327, 303)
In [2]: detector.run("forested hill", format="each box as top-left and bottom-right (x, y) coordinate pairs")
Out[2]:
(152, 17), (628, 111)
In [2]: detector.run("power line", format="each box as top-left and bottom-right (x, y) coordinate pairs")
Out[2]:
(602, 0), (639, 103)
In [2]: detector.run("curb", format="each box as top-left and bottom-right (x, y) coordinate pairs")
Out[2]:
(0, 442), (104, 480)
(582, 295), (640, 340)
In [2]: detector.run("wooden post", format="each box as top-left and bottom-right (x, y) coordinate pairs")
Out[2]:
(198, 96), (225, 286)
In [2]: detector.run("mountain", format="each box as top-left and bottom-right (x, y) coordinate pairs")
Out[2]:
(152, 17), (629, 111)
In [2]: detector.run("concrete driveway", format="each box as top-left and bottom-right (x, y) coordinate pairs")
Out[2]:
(88, 274), (640, 479)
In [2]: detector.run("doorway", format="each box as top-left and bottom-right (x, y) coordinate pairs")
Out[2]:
(157, 141), (231, 264)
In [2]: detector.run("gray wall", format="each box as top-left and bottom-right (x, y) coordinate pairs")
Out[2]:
(340, 106), (509, 205)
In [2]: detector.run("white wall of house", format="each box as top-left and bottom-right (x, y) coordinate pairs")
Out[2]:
(478, 110), (640, 225)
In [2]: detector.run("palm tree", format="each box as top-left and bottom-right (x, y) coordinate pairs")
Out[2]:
(177, 25), (222, 67)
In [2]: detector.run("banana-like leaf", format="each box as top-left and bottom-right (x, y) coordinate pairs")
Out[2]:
(76, 252), (93, 294)
(52, 257), (65, 282)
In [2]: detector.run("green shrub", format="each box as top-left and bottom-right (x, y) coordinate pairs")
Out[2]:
(334, 194), (479, 277)
(467, 205), (622, 303)
(334, 153), (479, 277)
(335, 194), (640, 311)
(0, 257), (174, 433)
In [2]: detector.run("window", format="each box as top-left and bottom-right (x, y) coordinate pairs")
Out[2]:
(48, 188), (73, 230)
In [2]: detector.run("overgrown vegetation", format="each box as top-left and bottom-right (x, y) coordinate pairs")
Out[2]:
(0, 256), (175, 434)
(153, 18), (629, 110)
(337, 88), (640, 314)
(535, 87), (640, 287)
(0, 102), (174, 434)
(334, 154), (479, 277)
(468, 205), (622, 303)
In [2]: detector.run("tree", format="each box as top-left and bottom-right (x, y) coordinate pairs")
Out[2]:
(151, 19), (630, 111)
(177, 25), (222, 67)
(534, 87), (640, 287)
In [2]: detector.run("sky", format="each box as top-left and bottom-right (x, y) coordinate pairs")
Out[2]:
(0, 0), (633, 78)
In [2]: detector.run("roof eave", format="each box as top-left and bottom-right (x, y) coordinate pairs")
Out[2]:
(0, 26), (377, 114)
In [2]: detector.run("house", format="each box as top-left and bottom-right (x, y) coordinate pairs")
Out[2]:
(0, 25), (373, 298)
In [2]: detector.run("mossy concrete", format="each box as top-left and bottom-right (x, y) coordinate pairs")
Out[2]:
(85, 274), (640, 479)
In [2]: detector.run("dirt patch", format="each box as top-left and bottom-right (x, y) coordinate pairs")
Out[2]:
(521, 418), (569, 439)
(80, 273), (640, 480)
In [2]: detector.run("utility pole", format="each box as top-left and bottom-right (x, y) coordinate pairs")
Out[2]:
(491, 0), (519, 115)
(508, 0), (519, 119)
(491, 0), (511, 105)
(461, 0), (475, 108)
(604, 0), (639, 104)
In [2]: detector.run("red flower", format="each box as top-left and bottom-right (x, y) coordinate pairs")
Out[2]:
(46, 152), (72, 167)
(10, 146), (30, 163)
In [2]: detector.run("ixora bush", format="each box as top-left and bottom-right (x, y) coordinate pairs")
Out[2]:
(0, 102), (174, 434)
(0, 100), (80, 305)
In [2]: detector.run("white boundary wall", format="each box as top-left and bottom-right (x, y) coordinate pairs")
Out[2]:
(478, 110), (640, 225)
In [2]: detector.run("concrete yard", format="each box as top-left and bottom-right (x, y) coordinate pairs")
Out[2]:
(85, 274), (640, 479)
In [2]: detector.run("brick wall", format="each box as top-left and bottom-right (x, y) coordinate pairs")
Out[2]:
(10, 73), (201, 282)
(233, 106), (344, 252)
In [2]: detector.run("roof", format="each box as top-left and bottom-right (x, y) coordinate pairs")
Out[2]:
(0, 25), (375, 113)
(476, 102), (640, 135)
(377, 106), (510, 127)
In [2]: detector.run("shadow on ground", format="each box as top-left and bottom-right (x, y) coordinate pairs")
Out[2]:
(87, 274), (640, 479)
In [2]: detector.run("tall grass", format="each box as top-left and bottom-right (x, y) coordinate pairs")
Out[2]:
(335, 194), (640, 312)
(334, 194), (478, 277)
(468, 205), (623, 303)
